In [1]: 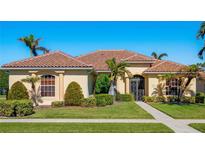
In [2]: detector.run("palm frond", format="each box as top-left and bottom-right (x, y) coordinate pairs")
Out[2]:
(36, 46), (49, 54)
(151, 52), (158, 59)
(158, 53), (168, 60)
(197, 21), (205, 39)
(198, 46), (205, 59)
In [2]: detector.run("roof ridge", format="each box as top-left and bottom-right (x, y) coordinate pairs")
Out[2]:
(161, 59), (186, 66)
(122, 50), (154, 61)
(2, 51), (57, 67)
(77, 49), (130, 58)
(149, 60), (166, 69)
(76, 50), (99, 58)
(57, 51), (93, 66)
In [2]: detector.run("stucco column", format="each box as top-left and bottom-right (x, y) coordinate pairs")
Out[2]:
(28, 71), (38, 77)
(125, 77), (130, 94)
(55, 71), (64, 101)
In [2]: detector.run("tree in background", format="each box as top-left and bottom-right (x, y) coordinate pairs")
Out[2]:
(19, 34), (49, 57)
(151, 52), (168, 60)
(0, 70), (9, 95)
(95, 74), (110, 94)
(106, 58), (132, 95)
(196, 21), (205, 59)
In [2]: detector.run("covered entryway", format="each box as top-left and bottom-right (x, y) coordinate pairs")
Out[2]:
(130, 75), (145, 101)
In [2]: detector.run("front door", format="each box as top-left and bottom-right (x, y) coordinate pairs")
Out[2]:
(130, 75), (145, 101)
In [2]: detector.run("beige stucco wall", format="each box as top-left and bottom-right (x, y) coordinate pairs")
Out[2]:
(196, 79), (205, 93)
(9, 70), (91, 105)
(147, 75), (197, 97)
(116, 63), (150, 94)
(147, 75), (159, 96)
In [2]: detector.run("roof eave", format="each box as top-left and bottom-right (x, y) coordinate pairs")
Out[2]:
(0, 67), (93, 71)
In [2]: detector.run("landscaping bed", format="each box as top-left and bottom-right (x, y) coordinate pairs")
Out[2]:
(151, 103), (205, 119)
(0, 123), (173, 133)
(189, 123), (205, 132)
(25, 101), (154, 119)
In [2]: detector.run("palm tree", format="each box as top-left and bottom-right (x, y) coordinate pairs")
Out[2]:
(19, 34), (49, 57)
(22, 76), (42, 106)
(106, 58), (132, 95)
(196, 22), (205, 59)
(151, 52), (168, 60)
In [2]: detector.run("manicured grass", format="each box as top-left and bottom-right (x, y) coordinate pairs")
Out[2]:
(0, 123), (173, 133)
(189, 123), (205, 132)
(0, 95), (6, 100)
(26, 101), (153, 119)
(151, 103), (205, 119)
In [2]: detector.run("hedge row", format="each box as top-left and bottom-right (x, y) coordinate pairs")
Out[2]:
(52, 94), (114, 108)
(95, 94), (113, 106)
(0, 100), (34, 117)
(116, 94), (134, 102)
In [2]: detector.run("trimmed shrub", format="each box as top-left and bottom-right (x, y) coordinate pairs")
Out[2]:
(95, 94), (113, 106)
(142, 96), (155, 103)
(0, 100), (15, 117)
(180, 96), (196, 104)
(196, 92), (205, 97)
(155, 96), (166, 103)
(51, 101), (64, 107)
(195, 96), (205, 103)
(64, 82), (84, 106)
(166, 96), (178, 103)
(15, 100), (34, 116)
(81, 96), (96, 107)
(95, 74), (110, 94)
(0, 100), (33, 117)
(8, 81), (29, 100)
(116, 94), (134, 102)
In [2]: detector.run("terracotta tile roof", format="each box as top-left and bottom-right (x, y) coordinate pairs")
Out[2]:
(2, 51), (92, 68)
(143, 60), (187, 73)
(76, 50), (154, 71)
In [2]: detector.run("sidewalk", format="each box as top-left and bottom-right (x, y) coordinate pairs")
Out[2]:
(0, 119), (158, 123)
(136, 101), (201, 133)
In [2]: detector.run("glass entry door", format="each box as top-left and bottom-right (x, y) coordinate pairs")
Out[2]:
(130, 75), (145, 101)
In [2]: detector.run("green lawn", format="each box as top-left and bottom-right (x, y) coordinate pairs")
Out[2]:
(151, 103), (205, 119)
(26, 101), (153, 119)
(0, 95), (6, 100)
(0, 123), (173, 133)
(189, 123), (205, 132)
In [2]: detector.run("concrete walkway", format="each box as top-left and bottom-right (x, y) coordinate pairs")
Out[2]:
(0, 119), (158, 123)
(136, 101), (201, 133)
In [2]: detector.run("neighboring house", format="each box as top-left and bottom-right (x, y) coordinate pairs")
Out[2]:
(1, 50), (205, 105)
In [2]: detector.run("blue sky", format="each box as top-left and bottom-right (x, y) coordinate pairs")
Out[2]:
(0, 21), (204, 66)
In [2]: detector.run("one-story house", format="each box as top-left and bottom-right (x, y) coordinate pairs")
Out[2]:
(1, 50), (205, 105)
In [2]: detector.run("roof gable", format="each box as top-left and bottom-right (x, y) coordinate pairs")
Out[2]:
(76, 50), (154, 71)
(2, 51), (92, 68)
(143, 60), (186, 73)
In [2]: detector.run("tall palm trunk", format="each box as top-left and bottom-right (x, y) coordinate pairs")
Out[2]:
(108, 80), (116, 95)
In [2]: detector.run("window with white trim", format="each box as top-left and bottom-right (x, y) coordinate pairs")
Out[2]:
(165, 78), (181, 96)
(40, 75), (55, 97)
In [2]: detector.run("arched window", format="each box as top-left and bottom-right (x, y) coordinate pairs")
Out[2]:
(165, 78), (181, 96)
(41, 75), (55, 97)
